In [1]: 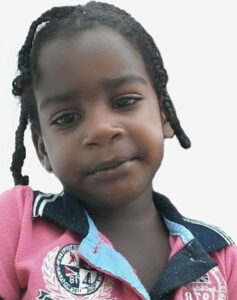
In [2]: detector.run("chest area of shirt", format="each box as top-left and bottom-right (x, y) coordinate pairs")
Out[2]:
(19, 240), (228, 300)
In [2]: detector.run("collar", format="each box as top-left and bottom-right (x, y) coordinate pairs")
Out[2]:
(33, 190), (233, 253)
(152, 191), (233, 252)
(33, 190), (88, 237)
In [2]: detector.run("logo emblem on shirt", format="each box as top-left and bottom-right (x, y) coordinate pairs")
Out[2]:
(55, 244), (104, 295)
(37, 245), (115, 299)
(182, 266), (227, 300)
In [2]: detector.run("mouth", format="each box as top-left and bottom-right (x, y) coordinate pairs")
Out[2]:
(87, 156), (137, 180)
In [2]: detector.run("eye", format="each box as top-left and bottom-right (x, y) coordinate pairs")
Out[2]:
(112, 95), (143, 109)
(50, 112), (81, 127)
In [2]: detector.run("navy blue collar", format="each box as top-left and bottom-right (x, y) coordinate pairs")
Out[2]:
(33, 190), (232, 253)
(152, 191), (233, 253)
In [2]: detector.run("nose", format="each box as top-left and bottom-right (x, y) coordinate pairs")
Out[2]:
(81, 111), (125, 147)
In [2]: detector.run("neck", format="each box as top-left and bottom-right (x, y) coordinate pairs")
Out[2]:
(87, 186), (155, 219)
(83, 186), (163, 236)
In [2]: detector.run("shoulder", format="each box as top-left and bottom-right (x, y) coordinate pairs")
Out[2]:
(0, 185), (35, 263)
(0, 185), (34, 207)
(0, 185), (34, 213)
(0, 185), (34, 231)
(210, 244), (237, 294)
(211, 243), (237, 265)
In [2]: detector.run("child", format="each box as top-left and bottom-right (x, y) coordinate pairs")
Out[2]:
(0, 1), (236, 299)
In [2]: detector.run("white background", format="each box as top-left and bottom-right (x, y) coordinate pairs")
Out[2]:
(1, 1), (236, 241)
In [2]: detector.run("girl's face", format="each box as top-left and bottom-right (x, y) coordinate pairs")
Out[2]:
(33, 27), (173, 208)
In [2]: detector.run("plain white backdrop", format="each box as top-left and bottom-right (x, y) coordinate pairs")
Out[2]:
(1, 1), (236, 241)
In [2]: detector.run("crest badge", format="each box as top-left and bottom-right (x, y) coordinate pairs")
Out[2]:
(55, 244), (104, 295)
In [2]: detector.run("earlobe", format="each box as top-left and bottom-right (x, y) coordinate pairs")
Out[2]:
(161, 112), (174, 139)
(32, 131), (52, 172)
(163, 121), (174, 138)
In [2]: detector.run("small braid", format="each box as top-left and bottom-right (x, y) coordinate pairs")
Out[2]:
(10, 105), (29, 185)
(161, 93), (190, 148)
(11, 2), (191, 185)
(147, 46), (191, 148)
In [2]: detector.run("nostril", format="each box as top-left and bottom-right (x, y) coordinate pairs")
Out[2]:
(82, 126), (125, 146)
(111, 131), (122, 141)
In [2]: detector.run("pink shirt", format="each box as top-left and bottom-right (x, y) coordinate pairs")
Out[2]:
(0, 186), (236, 299)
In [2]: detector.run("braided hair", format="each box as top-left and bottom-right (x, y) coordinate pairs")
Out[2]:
(10, 1), (191, 186)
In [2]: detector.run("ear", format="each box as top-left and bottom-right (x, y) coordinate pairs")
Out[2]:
(32, 131), (52, 172)
(161, 111), (174, 139)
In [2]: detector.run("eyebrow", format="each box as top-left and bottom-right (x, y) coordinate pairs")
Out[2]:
(102, 74), (148, 89)
(39, 74), (148, 111)
(39, 89), (80, 111)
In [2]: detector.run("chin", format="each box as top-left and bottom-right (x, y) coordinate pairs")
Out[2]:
(63, 171), (153, 209)
(81, 184), (149, 210)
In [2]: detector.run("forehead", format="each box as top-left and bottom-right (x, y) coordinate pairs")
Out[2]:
(34, 27), (150, 96)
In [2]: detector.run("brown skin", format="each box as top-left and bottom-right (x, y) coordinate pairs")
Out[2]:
(33, 27), (174, 290)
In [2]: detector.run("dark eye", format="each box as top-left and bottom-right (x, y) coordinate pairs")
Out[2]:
(50, 112), (81, 127)
(112, 95), (143, 109)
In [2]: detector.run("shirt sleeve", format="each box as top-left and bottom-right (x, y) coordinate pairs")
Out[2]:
(0, 186), (31, 300)
(225, 245), (237, 298)
(211, 244), (237, 299)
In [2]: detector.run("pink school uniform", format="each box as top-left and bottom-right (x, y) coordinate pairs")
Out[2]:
(0, 185), (236, 299)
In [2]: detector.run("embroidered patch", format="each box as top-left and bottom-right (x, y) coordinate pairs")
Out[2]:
(55, 244), (104, 295)
(182, 267), (227, 300)
(38, 245), (115, 299)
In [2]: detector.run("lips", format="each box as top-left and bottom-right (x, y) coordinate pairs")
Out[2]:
(87, 156), (135, 176)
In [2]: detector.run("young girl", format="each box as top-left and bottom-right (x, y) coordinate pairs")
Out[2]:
(0, 1), (236, 299)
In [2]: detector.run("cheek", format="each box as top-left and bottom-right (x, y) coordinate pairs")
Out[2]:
(134, 117), (165, 166)
(144, 112), (165, 162)
(138, 103), (164, 142)
(138, 98), (164, 141)
(145, 126), (164, 160)
(42, 133), (73, 174)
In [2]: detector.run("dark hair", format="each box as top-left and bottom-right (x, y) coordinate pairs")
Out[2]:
(10, 1), (191, 186)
